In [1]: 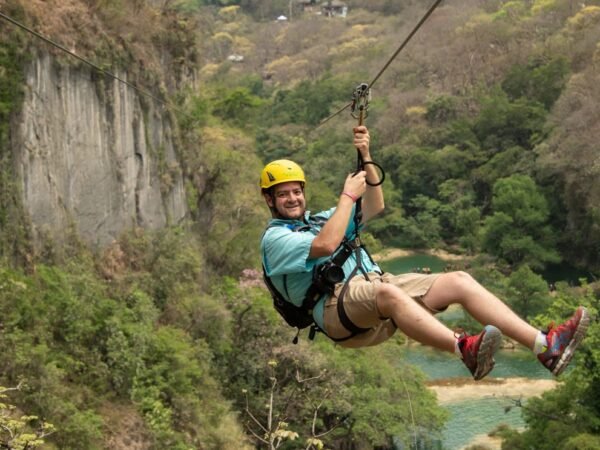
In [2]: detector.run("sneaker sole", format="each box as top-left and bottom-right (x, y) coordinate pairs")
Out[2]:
(552, 307), (591, 376)
(474, 325), (503, 380)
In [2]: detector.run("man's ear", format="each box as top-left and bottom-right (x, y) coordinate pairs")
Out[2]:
(263, 192), (274, 208)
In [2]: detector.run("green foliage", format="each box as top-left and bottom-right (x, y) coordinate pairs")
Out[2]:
(473, 89), (548, 152)
(172, 0), (212, 13)
(256, 125), (311, 165)
(506, 264), (552, 319)
(563, 433), (600, 450)
(482, 175), (560, 269)
(437, 179), (481, 248)
(176, 87), (266, 276)
(501, 283), (599, 449)
(387, 146), (438, 201)
(359, 231), (383, 255)
(0, 45), (25, 144)
(131, 326), (235, 448)
(0, 234), (247, 449)
(402, 195), (443, 248)
(472, 145), (535, 205)
(325, 343), (448, 447)
(430, 118), (481, 152)
(176, 92), (210, 130)
(163, 290), (233, 355)
(502, 57), (570, 109)
(455, 207), (482, 253)
(172, 0), (600, 278)
(432, 145), (481, 182)
(425, 95), (460, 125)
(373, 142), (482, 247)
(191, 126), (265, 274)
(265, 76), (356, 127)
(0, 18), (31, 265)
(212, 86), (265, 126)
(0, 385), (55, 450)
(492, 0), (529, 21)
(217, 281), (447, 447)
(113, 227), (204, 308)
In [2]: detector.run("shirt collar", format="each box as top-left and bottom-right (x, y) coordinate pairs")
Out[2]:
(268, 211), (312, 229)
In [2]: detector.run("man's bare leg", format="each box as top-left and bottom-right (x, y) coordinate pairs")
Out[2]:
(375, 283), (457, 353)
(422, 271), (538, 349)
(375, 281), (503, 380)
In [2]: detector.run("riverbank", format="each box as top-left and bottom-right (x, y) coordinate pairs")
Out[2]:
(429, 377), (558, 450)
(373, 247), (467, 263)
(427, 376), (558, 404)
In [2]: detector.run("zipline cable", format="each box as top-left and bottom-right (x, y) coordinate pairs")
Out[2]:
(318, 0), (444, 127)
(316, 101), (353, 127)
(367, 0), (443, 90)
(0, 10), (181, 114)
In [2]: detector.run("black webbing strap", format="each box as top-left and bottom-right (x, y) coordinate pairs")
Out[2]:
(354, 152), (365, 236)
(331, 241), (373, 340)
(336, 264), (371, 336)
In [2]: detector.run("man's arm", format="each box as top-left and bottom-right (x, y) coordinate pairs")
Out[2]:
(309, 172), (367, 258)
(354, 126), (384, 223)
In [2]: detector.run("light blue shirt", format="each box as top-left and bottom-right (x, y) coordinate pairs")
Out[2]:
(261, 207), (381, 331)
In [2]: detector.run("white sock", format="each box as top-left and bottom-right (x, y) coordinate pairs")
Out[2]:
(454, 339), (462, 358)
(532, 331), (548, 354)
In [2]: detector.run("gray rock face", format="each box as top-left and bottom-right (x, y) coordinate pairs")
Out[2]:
(14, 54), (187, 247)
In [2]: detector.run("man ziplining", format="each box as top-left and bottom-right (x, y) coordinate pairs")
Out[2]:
(259, 125), (590, 380)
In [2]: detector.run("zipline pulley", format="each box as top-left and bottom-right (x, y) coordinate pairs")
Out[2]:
(351, 83), (371, 126)
(350, 82), (384, 187)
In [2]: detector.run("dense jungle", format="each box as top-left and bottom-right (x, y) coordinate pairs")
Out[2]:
(0, 0), (599, 448)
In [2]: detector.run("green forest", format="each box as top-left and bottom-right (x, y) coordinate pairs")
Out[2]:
(1, 0), (599, 448)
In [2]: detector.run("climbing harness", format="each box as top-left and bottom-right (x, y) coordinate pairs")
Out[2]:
(262, 215), (380, 343)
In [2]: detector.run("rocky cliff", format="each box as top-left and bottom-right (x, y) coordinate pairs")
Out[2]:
(13, 52), (188, 247)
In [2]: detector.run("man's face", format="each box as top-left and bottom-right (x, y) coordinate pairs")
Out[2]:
(265, 181), (306, 220)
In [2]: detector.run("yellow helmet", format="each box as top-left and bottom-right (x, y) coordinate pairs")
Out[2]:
(260, 159), (306, 189)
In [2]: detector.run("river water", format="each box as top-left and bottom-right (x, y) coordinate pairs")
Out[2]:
(380, 254), (554, 450)
(401, 346), (552, 450)
(380, 253), (449, 275)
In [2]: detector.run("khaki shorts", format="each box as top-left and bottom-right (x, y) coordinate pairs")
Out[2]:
(323, 272), (442, 348)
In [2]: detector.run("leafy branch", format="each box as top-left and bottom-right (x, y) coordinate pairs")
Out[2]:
(242, 360), (348, 449)
(0, 383), (55, 450)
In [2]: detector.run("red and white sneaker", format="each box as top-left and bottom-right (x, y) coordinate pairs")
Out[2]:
(457, 325), (503, 381)
(538, 306), (590, 376)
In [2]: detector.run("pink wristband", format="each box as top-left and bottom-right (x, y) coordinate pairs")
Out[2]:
(342, 191), (358, 202)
